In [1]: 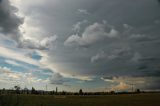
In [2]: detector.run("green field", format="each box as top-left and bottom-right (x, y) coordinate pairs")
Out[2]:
(0, 93), (160, 106)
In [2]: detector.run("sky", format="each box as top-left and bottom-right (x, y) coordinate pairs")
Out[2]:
(0, 0), (160, 92)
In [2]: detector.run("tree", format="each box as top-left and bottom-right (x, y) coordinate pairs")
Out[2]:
(79, 89), (83, 95)
(136, 89), (140, 93)
(14, 85), (20, 94)
(31, 87), (36, 94)
(110, 91), (115, 94)
(24, 87), (29, 94)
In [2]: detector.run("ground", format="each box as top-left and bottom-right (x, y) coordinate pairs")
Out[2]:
(0, 93), (160, 106)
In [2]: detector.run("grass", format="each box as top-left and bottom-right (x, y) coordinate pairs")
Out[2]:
(0, 93), (160, 106)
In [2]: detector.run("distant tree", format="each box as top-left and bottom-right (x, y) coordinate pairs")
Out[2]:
(52, 90), (55, 95)
(31, 87), (36, 94)
(62, 91), (66, 95)
(136, 89), (140, 93)
(2, 88), (5, 94)
(14, 85), (20, 94)
(79, 89), (83, 95)
(110, 91), (115, 94)
(23, 87), (29, 94)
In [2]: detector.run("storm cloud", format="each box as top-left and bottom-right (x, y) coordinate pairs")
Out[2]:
(0, 0), (23, 41)
(0, 0), (160, 91)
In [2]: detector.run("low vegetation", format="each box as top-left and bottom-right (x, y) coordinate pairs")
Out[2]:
(0, 93), (160, 106)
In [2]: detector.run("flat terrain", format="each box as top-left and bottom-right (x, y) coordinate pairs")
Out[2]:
(0, 93), (160, 106)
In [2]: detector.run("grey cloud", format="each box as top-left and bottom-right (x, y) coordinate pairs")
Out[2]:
(50, 73), (67, 85)
(7, 0), (160, 90)
(91, 51), (119, 63)
(154, 20), (160, 24)
(0, 0), (23, 42)
(64, 22), (118, 46)
(0, 0), (55, 50)
(141, 77), (160, 90)
(78, 9), (89, 15)
(131, 52), (142, 62)
(18, 35), (57, 50)
(139, 57), (160, 62)
(72, 20), (88, 33)
(138, 65), (148, 70)
(91, 46), (133, 63)
(91, 51), (107, 63)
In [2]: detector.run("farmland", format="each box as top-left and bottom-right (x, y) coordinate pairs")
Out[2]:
(0, 93), (160, 106)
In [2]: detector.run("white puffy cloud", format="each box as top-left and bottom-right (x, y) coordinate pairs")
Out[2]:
(101, 76), (146, 91)
(111, 82), (129, 91)
(101, 75), (160, 91)
(18, 35), (57, 50)
(72, 20), (88, 32)
(65, 22), (119, 46)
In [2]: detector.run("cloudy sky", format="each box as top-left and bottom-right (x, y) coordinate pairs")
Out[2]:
(0, 0), (160, 92)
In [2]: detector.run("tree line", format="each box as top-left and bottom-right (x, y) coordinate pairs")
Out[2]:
(0, 86), (151, 96)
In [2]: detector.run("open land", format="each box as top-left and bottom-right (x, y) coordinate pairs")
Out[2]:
(0, 93), (160, 106)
